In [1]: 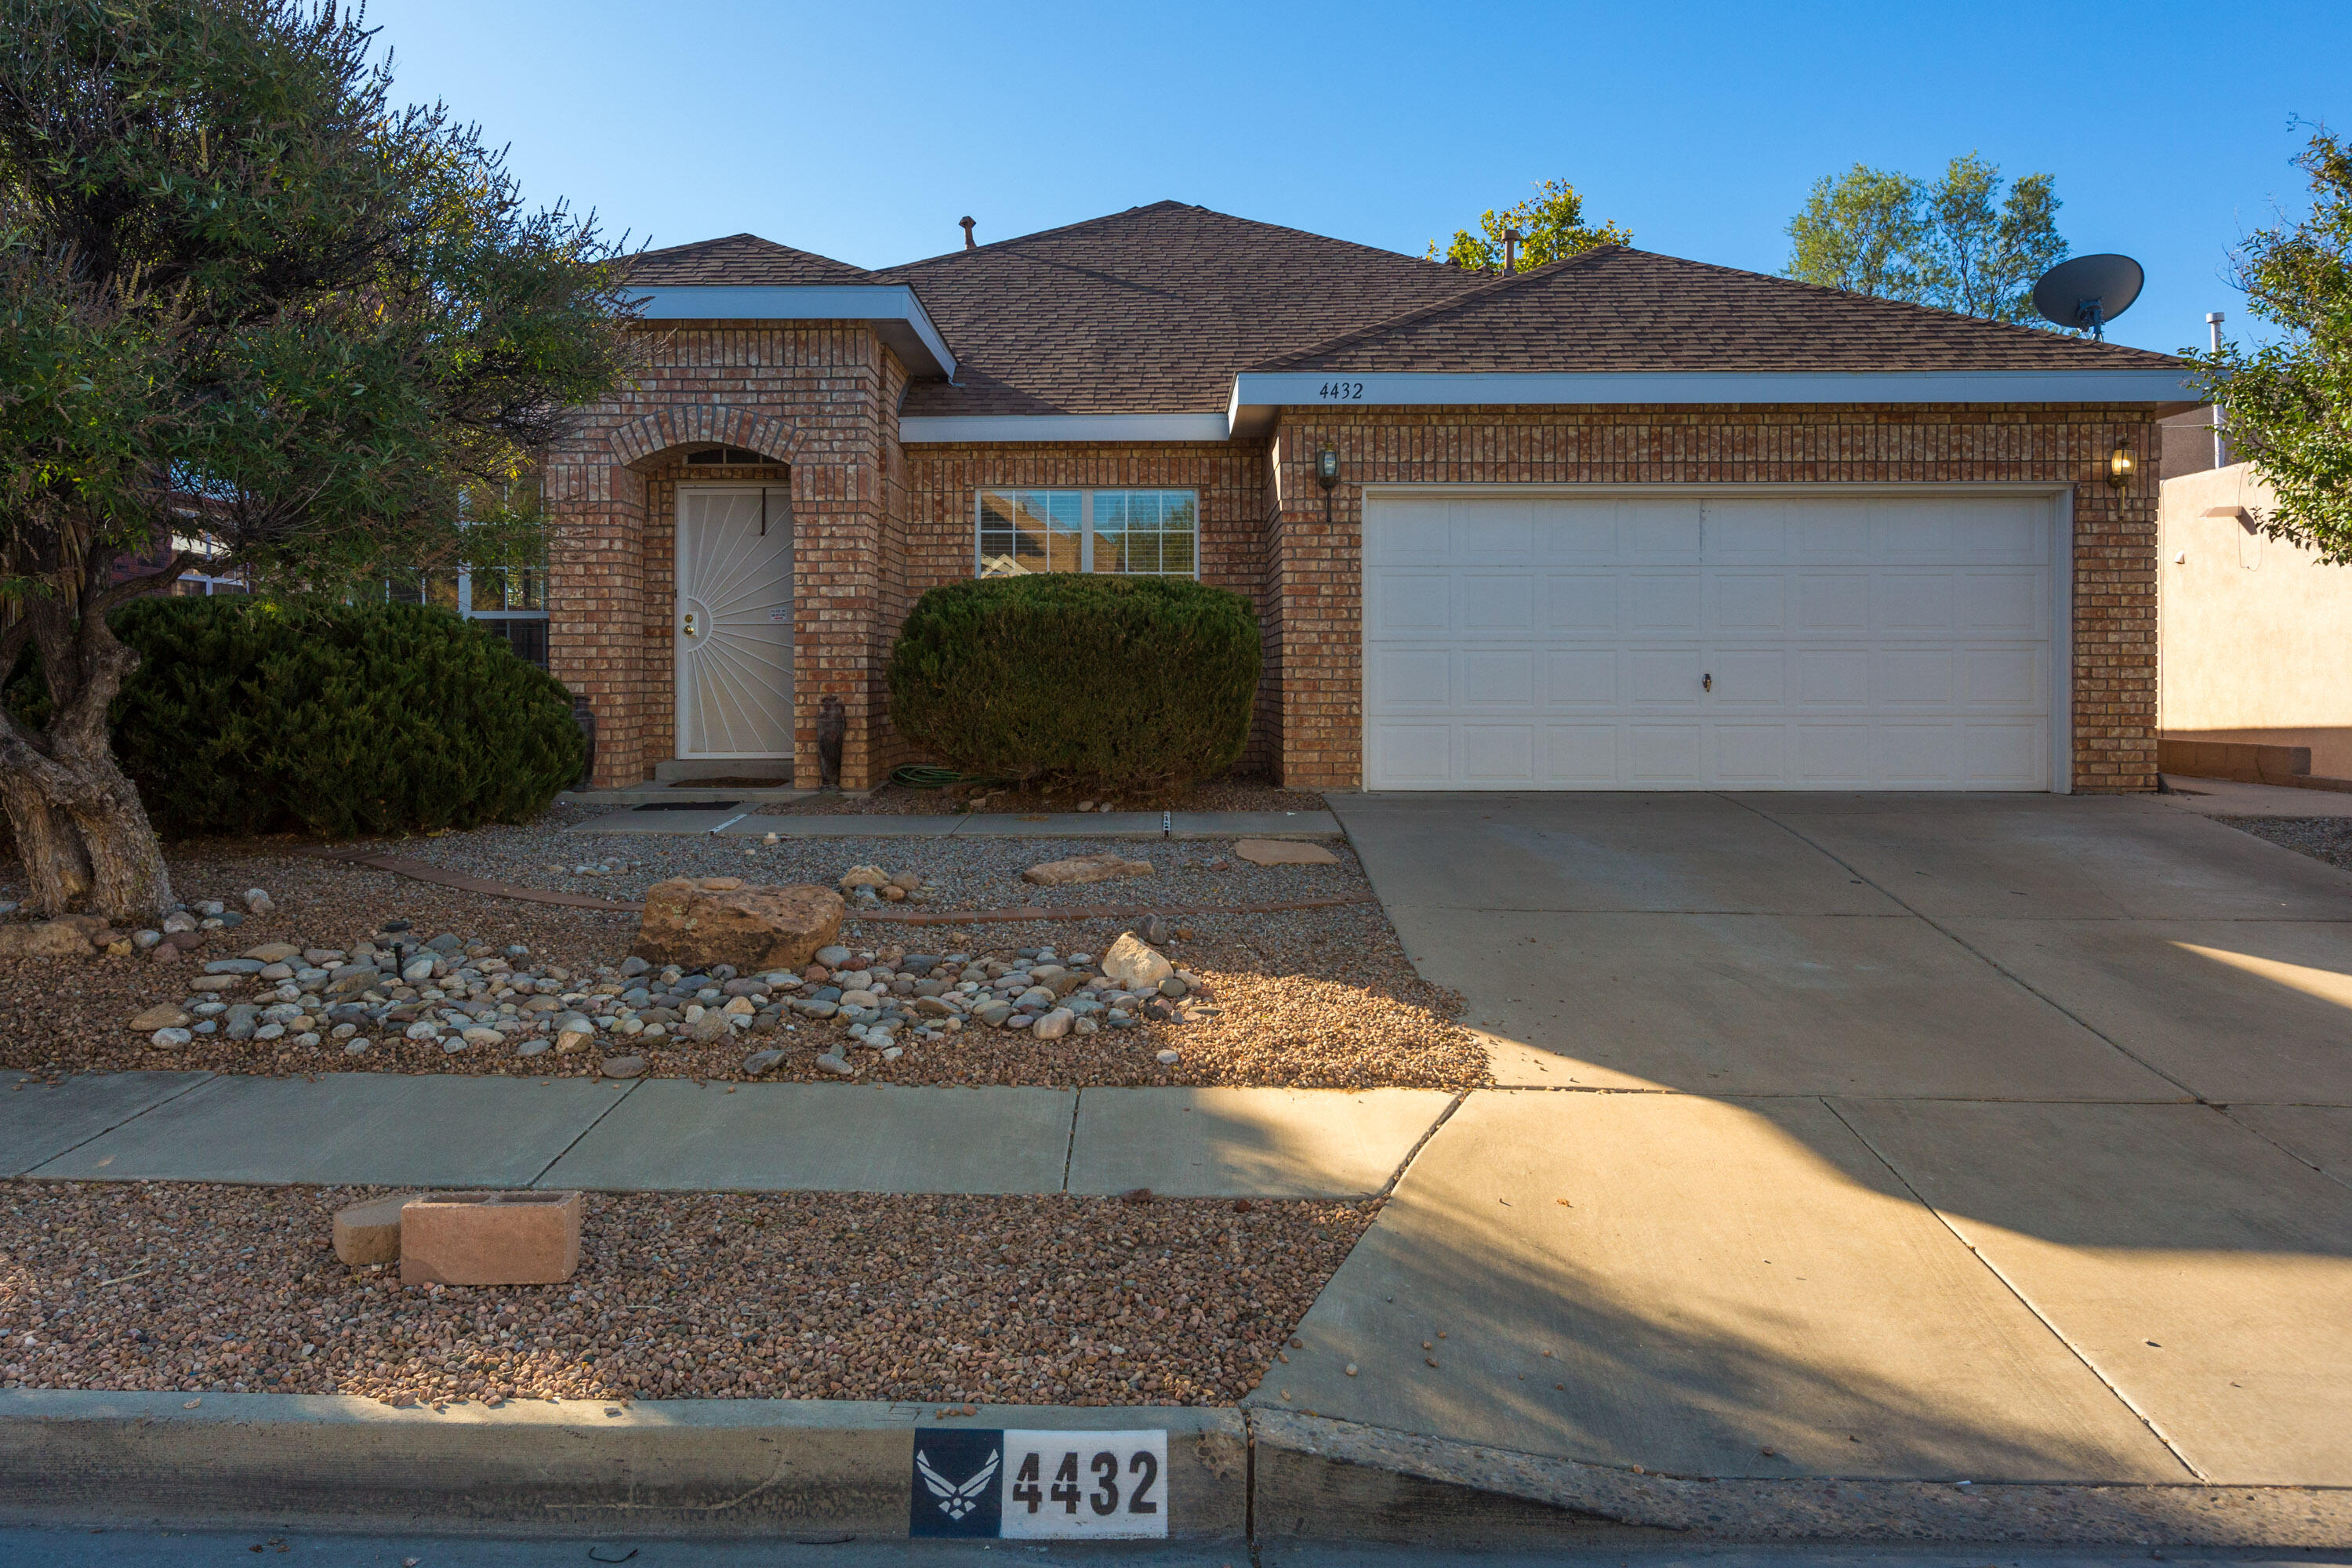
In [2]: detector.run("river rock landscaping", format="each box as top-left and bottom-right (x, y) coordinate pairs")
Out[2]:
(0, 832), (1483, 1090)
(0, 1179), (1374, 1407)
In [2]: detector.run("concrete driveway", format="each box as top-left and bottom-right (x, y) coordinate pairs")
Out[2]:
(1266, 793), (2352, 1489)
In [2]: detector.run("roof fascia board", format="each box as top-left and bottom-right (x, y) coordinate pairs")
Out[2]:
(630, 285), (955, 378)
(1229, 368), (2195, 434)
(900, 413), (1232, 445)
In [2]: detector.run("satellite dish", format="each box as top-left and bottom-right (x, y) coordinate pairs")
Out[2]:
(2032, 253), (2144, 339)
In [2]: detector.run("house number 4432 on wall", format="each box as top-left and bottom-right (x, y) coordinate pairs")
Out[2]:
(1316, 381), (1366, 400)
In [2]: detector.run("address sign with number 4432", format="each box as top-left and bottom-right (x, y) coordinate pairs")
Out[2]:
(909, 1428), (1168, 1540)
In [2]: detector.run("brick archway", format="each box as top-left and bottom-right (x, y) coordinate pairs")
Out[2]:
(610, 405), (802, 470)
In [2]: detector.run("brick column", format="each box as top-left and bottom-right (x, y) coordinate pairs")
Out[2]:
(546, 450), (650, 787)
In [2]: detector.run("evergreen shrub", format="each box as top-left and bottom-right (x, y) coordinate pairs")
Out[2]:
(886, 575), (1261, 790)
(24, 597), (584, 838)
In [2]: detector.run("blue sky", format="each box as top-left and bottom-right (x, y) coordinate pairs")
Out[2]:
(365, 0), (2347, 357)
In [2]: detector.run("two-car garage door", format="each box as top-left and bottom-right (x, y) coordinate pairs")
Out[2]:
(1363, 492), (2064, 790)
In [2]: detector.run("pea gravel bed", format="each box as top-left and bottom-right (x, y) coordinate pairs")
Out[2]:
(383, 822), (1363, 913)
(0, 839), (1483, 1090)
(757, 777), (1327, 817)
(2216, 815), (2352, 874)
(0, 1181), (1373, 1408)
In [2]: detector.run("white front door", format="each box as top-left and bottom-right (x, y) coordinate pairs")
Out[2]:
(1363, 490), (2065, 790)
(675, 485), (793, 758)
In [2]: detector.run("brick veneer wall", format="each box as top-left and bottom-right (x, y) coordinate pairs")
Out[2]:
(543, 322), (901, 789)
(896, 441), (1276, 772)
(1265, 404), (2164, 793)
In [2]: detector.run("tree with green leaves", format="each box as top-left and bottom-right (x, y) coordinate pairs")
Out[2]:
(1428, 179), (1633, 272)
(1785, 153), (2067, 323)
(0, 0), (636, 921)
(2189, 130), (2352, 564)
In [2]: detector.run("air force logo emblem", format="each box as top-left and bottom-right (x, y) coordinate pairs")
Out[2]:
(917, 1446), (999, 1519)
(906, 1428), (1004, 1537)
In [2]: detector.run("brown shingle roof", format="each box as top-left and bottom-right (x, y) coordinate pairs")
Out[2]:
(1257, 245), (2181, 374)
(627, 233), (871, 285)
(873, 202), (1483, 416)
(628, 211), (2181, 414)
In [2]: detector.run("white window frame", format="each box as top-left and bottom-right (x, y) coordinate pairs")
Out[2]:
(972, 488), (1202, 579)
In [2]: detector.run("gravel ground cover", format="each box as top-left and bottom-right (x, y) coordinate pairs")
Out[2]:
(393, 822), (1358, 913)
(757, 776), (1327, 817)
(2217, 815), (2352, 873)
(0, 1181), (1372, 1408)
(0, 836), (1481, 1090)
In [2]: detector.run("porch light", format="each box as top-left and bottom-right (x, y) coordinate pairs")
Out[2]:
(2107, 438), (2135, 491)
(1315, 448), (1340, 490)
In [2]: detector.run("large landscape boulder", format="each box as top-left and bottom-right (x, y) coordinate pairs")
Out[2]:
(1023, 851), (1152, 887)
(0, 916), (107, 959)
(631, 878), (844, 972)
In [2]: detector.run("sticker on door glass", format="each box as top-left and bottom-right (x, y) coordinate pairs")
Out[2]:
(909, 1428), (1167, 1539)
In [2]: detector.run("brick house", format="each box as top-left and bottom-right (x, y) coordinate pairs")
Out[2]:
(545, 202), (2190, 793)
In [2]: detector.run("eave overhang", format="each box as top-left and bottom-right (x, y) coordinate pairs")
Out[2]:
(1225, 368), (2200, 437)
(629, 285), (956, 379)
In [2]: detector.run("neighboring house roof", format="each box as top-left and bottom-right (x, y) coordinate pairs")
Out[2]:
(1257, 246), (2182, 375)
(875, 201), (1485, 417)
(629, 233), (873, 285)
(633, 205), (2185, 421)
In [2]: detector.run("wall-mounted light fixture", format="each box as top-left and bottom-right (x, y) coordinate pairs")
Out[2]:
(2107, 438), (2135, 491)
(1315, 448), (1341, 491)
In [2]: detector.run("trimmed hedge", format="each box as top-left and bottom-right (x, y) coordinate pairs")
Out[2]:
(15, 597), (584, 838)
(887, 575), (1260, 790)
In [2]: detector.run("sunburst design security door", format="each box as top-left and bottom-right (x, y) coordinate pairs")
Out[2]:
(675, 486), (793, 759)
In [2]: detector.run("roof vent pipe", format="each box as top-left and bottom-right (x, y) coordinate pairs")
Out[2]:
(2206, 311), (2226, 469)
(959, 216), (976, 251)
(1503, 227), (1522, 274)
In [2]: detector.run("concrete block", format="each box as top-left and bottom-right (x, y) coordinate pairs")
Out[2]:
(331, 1192), (415, 1266)
(400, 1190), (582, 1287)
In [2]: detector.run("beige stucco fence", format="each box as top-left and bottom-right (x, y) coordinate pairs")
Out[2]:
(2160, 462), (2352, 779)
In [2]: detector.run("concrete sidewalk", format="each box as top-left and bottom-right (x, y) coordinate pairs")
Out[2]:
(568, 809), (1345, 839)
(2, 1069), (1448, 1198)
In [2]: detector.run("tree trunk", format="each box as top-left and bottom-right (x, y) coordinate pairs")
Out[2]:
(0, 774), (92, 914)
(0, 559), (177, 924)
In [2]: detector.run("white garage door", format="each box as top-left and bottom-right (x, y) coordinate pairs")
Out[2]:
(1363, 492), (2062, 790)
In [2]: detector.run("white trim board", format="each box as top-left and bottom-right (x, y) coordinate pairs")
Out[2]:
(1229, 368), (2194, 435)
(902, 413), (1229, 445)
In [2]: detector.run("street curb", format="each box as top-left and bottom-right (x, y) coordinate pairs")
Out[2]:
(0, 1392), (1246, 1541)
(1247, 1410), (2352, 1549)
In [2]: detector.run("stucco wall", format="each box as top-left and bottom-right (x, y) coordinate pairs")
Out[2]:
(2159, 462), (2352, 778)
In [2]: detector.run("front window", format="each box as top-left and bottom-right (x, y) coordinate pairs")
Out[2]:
(975, 489), (1198, 579)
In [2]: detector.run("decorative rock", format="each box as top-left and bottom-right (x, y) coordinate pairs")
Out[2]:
(619, 955), (652, 978)
(686, 1011), (730, 1043)
(838, 864), (892, 891)
(0, 920), (99, 959)
(632, 878), (844, 972)
(1022, 852), (1153, 887)
(129, 1003), (191, 1033)
(600, 1054), (647, 1079)
(132, 930), (162, 949)
(401, 957), (435, 982)
(332, 1192), (415, 1266)
(1102, 933), (1175, 991)
(150, 1027), (193, 1047)
(972, 1000), (1015, 1028)
(161, 912), (198, 934)
(1232, 837), (1340, 866)
(814, 945), (851, 967)
(1160, 976), (1189, 998)
(344, 1039), (371, 1055)
(814, 1051), (855, 1076)
(242, 942), (301, 964)
(742, 1047), (785, 1075)
(515, 1040), (550, 1058)
(1032, 1007), (1074, 1040)
(1156, 1049), (1181, 1065)
(441, 1038), (467, 1054)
